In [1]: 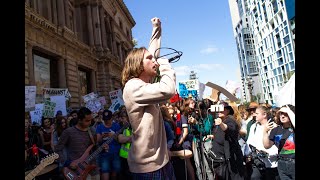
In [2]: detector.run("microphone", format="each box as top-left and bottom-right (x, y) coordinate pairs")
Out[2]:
(154, 47), (183, 63)
(168, 54), (182, 63)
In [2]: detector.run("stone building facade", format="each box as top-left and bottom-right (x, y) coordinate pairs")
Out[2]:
(25, 0), (135, 108)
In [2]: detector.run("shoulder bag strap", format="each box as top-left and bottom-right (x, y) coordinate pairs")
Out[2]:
(87, 127), (95, 145)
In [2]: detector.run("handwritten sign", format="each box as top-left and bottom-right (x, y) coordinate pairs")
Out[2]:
(109, 89), (124, 104)
(98, 96), (107, 106)
(82, 92), (98, 103)
(42, 100), (56, 118)
(29, 103), (44, 124)
(108, 99), (122, 113)
(86, 99), (102, 114)
(25, 86), (36, 112)
(43, 88), (71, 100)
(179, 80), (199, 99)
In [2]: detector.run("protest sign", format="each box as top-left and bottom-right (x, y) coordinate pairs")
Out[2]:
(42, 100), (56, 118)
(109, 89), (124, 104)
(25, 86), (36, 112)
(108, 99), (122, 113)
(29, 103), (44, 124)
(50, 95), (67, 116)
(43, 88), (71, 100)
(82, 92), (98, 103)
(98, 96), (107, 106)
(85, 99), (102, 114)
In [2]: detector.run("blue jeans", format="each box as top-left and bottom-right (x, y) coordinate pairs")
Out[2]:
(277, 159), (295, 180)
(98, 152), (121, 173)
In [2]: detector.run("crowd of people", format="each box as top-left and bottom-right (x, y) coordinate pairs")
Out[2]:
(24, 98), (295, 180)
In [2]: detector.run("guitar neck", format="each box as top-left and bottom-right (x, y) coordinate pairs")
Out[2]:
(85, 125), (128, 163)
(25, 163), (45, 180)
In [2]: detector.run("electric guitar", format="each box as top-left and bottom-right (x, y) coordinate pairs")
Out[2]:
(63, 122), (130, 180)
(25, 153), (59, 180)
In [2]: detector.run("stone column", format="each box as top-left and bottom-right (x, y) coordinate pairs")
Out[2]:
(92, 5), (100, 47)
(57, 0), (65, 27)
(105, 16), (114, 52)
(47, 0), (52, 22)
(26, 0), (30, 6)
(52, 0), (58, 25)
(27, 43), (35, 85)
(37, 0), (42, 16)
(32, 0), (38, 13)
(58, 58), (67, 88)
(73, 8), (77, 33)
(99, 6), (107, 49)
(90, 70), (97, 92)
(119, 43), (123, 63)
(64, 0), (70, 28)
(75, 7), (82, 39)
(87, 4), (94, 46)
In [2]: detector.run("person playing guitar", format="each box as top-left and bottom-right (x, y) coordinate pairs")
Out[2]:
(54, 107), (108, 180)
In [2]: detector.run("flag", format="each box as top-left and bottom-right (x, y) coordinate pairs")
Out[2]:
(170, 91), (182, 103)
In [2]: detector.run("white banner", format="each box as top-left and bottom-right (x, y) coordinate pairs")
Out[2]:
(274, 73), (295, 107)
(43, 88), (71, 100)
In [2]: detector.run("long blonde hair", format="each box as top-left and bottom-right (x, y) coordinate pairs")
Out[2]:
(121, 47), (146, 86)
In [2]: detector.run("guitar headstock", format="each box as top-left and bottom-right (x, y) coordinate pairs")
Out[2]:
(40, 153), (59, 167)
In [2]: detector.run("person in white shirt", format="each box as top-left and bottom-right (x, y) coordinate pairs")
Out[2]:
(246, 105), (279, 180)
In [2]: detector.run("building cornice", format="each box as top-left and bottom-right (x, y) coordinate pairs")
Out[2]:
(115, 0), (136, 27)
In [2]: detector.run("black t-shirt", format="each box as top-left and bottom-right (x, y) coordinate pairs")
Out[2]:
(210, 116), (240, 158)
(269, 126), (295, 159)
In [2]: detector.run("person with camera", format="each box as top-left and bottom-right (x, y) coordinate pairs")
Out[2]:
(246, 105), (279, 180)
(203, 101), (245, 180)
(263, 104), (295, 180)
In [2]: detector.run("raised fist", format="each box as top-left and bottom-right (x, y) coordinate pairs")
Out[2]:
(151, 17), (161, 27)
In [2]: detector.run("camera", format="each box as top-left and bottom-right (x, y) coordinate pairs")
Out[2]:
(210, 104), (224, 112)
(206, 150), (225, 163)
(249, 145), (267, 170)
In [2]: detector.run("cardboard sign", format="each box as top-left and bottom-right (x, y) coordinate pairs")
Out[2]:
(205, 82), (238, 102)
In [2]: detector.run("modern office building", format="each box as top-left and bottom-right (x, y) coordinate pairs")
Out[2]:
(228, 0), (263, 103)
(247, 0), (295, 104)
(229, 0), (295, 104)
(25, 0), (135, 108)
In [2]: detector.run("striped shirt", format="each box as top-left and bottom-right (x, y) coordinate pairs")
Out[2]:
(54, 126), (96, 163)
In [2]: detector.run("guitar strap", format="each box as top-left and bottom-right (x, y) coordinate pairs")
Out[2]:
(87, 127), (95, 145)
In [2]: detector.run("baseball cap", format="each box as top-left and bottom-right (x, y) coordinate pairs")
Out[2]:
(102, 109), (113, 121)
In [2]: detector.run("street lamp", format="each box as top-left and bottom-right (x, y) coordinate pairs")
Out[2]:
(246, 76), (254, 102)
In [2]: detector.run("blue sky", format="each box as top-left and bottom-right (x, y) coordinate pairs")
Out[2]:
(123, 0), (241, 99)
